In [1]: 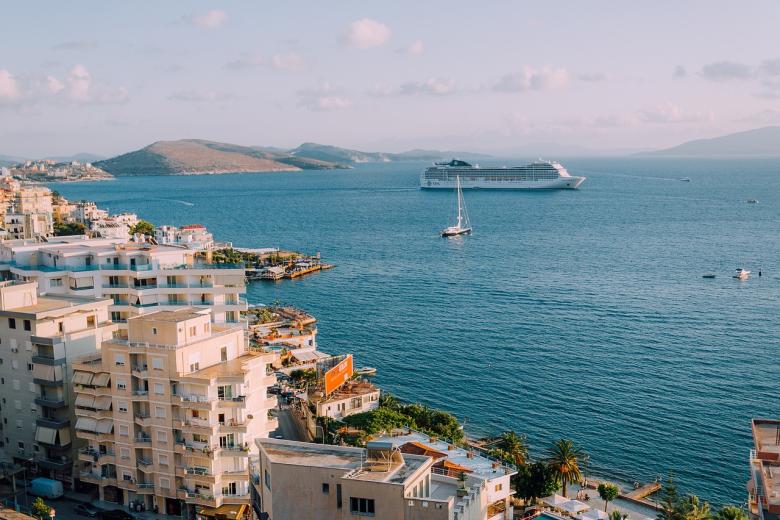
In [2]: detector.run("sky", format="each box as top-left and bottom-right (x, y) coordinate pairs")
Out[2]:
(2, 1), (780, 157)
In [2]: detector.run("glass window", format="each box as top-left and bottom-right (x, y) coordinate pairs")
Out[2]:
(349, 497), (375, 516)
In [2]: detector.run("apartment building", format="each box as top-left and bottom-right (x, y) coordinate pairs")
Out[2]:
(155, 225), (215, 251)
(314, 380), (380, 420)
(0, 236), (247, 328)
(253, 436), (514, 520)
(2, 186), (54, 240)
(0, 280), (115, 484)
(73, 309), (278, 517)
(748, 419), (780, 520)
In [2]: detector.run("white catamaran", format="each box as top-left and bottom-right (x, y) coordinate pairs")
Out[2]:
(441, 176), (472, 237)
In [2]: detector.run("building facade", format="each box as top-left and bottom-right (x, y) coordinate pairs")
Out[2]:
(0, 236), (247, 328)
(73, 309), (277, 517)
(0, 280), (116, 484)
(749, 419), (780, 520)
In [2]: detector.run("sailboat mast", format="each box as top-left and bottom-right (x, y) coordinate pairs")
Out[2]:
(456, 176), (463, 227)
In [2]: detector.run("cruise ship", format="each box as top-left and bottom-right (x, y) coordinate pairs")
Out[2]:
(420, 159), (586, 189)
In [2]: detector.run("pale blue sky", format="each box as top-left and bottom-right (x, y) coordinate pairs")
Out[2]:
(2, 1), (780, 156)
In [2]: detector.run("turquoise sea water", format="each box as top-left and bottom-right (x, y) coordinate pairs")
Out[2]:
(51, 158), (780, 504)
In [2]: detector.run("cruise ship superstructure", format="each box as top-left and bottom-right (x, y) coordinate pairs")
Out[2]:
(420, 159), (586, 189)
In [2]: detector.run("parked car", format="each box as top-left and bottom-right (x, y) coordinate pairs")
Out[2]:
(75, 504), (102, 518)
(98, 510), (135, 520)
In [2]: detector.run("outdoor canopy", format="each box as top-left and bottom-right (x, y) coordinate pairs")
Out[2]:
(542, 495), (570, 508)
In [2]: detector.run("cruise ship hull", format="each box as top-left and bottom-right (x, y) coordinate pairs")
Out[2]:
(420, 176), (586, 190)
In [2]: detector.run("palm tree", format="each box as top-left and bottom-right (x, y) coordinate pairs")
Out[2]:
(715, 506), (746, 520)
(499, 431), (529, 467)
(679, 495), (711, 520)
(598, 482), (620, 512)
(545, 439), (585, 498)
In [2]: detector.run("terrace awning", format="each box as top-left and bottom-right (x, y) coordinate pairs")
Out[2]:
(96, 419), (113, 434)
(73, 371), (94, 385)
(75, 394), (95, 408)
(93, 372), (111, 387)
(35, 427), (57, 444)
(94, 395), (112, 410)
(560, 500), (590, 515)
(577, 509), (609, 520)
(75, 417), (98, 433)
(291, 350), (328, 363)
(542, 495), (569, 508)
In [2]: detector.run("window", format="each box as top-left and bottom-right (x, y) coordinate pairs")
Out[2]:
(220, 347), (227, 362)
(495, 483), (503, 491)
(87, 316), (95, 327)
(15, 419), (22, 429)
(217, 386), (232, 400)
(156, 431), (167, 443)
(10, 360), (17, 370)
(8, 318), (15, 329)
(120, 448), (130, 459)
(158, 454), (169, 466)
(28, 382), (35, 392)
(337, 484), (342, 509)
(152, 327), (157, 335)
(154, 383), (164, 395)
(26, 363), (33, 371)
(189, 326), (196, 336)
(119, 424), (129, 436)
(17, 441), (24, 449)
(189, 362), (199, 372)
(12, 380), (19, 390)
(116, 380), (127, 390)
(264, 469), (271, 490)
(114, 354), (125, 366)
(322, 483), (330, 494)
(51, 278), (62, 287)
(23, 320), (31, 331)
(151, 358), (163, 370)
(160, 477), (170, 489)
(14, 400), (21, 410)
(118, 402), (128, 413)
(155, 406), (165, 418)
(350, 497), (375, 516)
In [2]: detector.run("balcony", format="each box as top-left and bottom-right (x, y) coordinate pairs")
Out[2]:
(216, 396), (245, 409)
(218, 421), (247, 434)
(135, 435), (152, 446)
(131, 390), (149, 400)
(176, 395), (212, 409)
(78, 448), (115, 464)
(33, 377), (63, 387)
(218, 445), (249, 457)
(36, 416), (70, 429)
(131, 365), (149, 377)
(134, 414), (151, 426)
(80, 472), (117, 486)
(35, 396), (67, 409)
(36, 456), (72, 471)
(136, 483), (155, 494)
(32, 354), (66, 366)
(177, 467), (216, 483)
(221, 494), (250, 505)
(137, 459), (154, 472)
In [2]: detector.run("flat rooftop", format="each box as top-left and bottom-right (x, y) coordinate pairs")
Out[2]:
(754, 419), (780, 460)
(257, 438), (428, 484)
(317, 380), (379, 403)
(130, 309), (210, 323)
(183, 354), (259, 380)
(0, 294), (111, 318)
(375, 430), (515, 481)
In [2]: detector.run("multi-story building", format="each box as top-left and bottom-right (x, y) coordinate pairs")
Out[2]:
(155, 225), (215, 251)
(3, 212), (53, 240)
(0, 280), (115, 484)
(0, 236), (247, 328)
(73, 309), (277, 517)
(252, 437), (515, 520)
(314, 380), (380, 420)
(748, 419), (780, 520)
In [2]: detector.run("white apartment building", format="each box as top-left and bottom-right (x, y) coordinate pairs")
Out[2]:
(155, 225), (215, 251)
(0, 280), (116, 484)
(0, 236), (247, 328)
(253, 436), (515, 520)
(73, 309), (277, 517)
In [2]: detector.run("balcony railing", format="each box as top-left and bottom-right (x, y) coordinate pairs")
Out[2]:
(35, 396), (67, 408)
(36, 417), (70, 428)
(32, 354), (66, 366)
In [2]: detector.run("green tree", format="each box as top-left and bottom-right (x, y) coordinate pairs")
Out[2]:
(130, 219), (155, 237)
(610, 511), (629, 520)
(513, 461), (559, 504)
(714, 506), (746, 520)
(545, 438), (585, 498)
(678, 495), (711, 520)
(598, 482), (620, 512)
(657, 473), (681, 520)
(31, 497), (50, 520)
(379, 393), (401, 411)
(498, 430), (529, 467)
(53, 221), (87, 236)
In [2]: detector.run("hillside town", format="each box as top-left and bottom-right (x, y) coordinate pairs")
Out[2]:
(0, 181), (768, 520)
(2, 160), (112, 183)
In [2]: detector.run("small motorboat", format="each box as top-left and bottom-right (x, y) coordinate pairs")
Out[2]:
(702, 274), (716, 279)
(734, 268), (750, 280)
(746, 199), (759, 204)
(355, 367), (377, 376)
(680, 177), (691, 182)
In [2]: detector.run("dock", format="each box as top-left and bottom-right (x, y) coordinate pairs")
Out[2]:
(624, 481), (662, 500)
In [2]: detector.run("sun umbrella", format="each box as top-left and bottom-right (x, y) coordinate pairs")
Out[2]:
(577, 509), (609, 520)
(559, 500), (590, 515)
(542, 495), (570, 508)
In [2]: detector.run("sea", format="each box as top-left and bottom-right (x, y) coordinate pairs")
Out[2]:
(51, 157), (780, 505)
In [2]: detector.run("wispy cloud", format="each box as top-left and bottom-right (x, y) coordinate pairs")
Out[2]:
(576, 72), (606, 82)
(400, 78), (455, 96)
(699, 61), (752, 81)
(0, 65), (128, 107)
(494, 66), (570, 92)
(638, 102), (714, 124)
(169, 89), (232, 102)
(188, 10), (228, 29)
(673, 65), (687, 79)
(398, 40), (424, 56)
(52, 40), (98, 51)
(271, 51), (304, 71)
(297, 83), (351, 111)
(342, 18), (391, 49)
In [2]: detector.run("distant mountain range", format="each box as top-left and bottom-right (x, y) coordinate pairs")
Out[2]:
(93, 140), (496, 176)
(45, 152), (106, 163)
(639, 126), (780, 156)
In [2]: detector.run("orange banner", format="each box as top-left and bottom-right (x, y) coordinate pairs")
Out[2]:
(324, 354), (353, 395)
